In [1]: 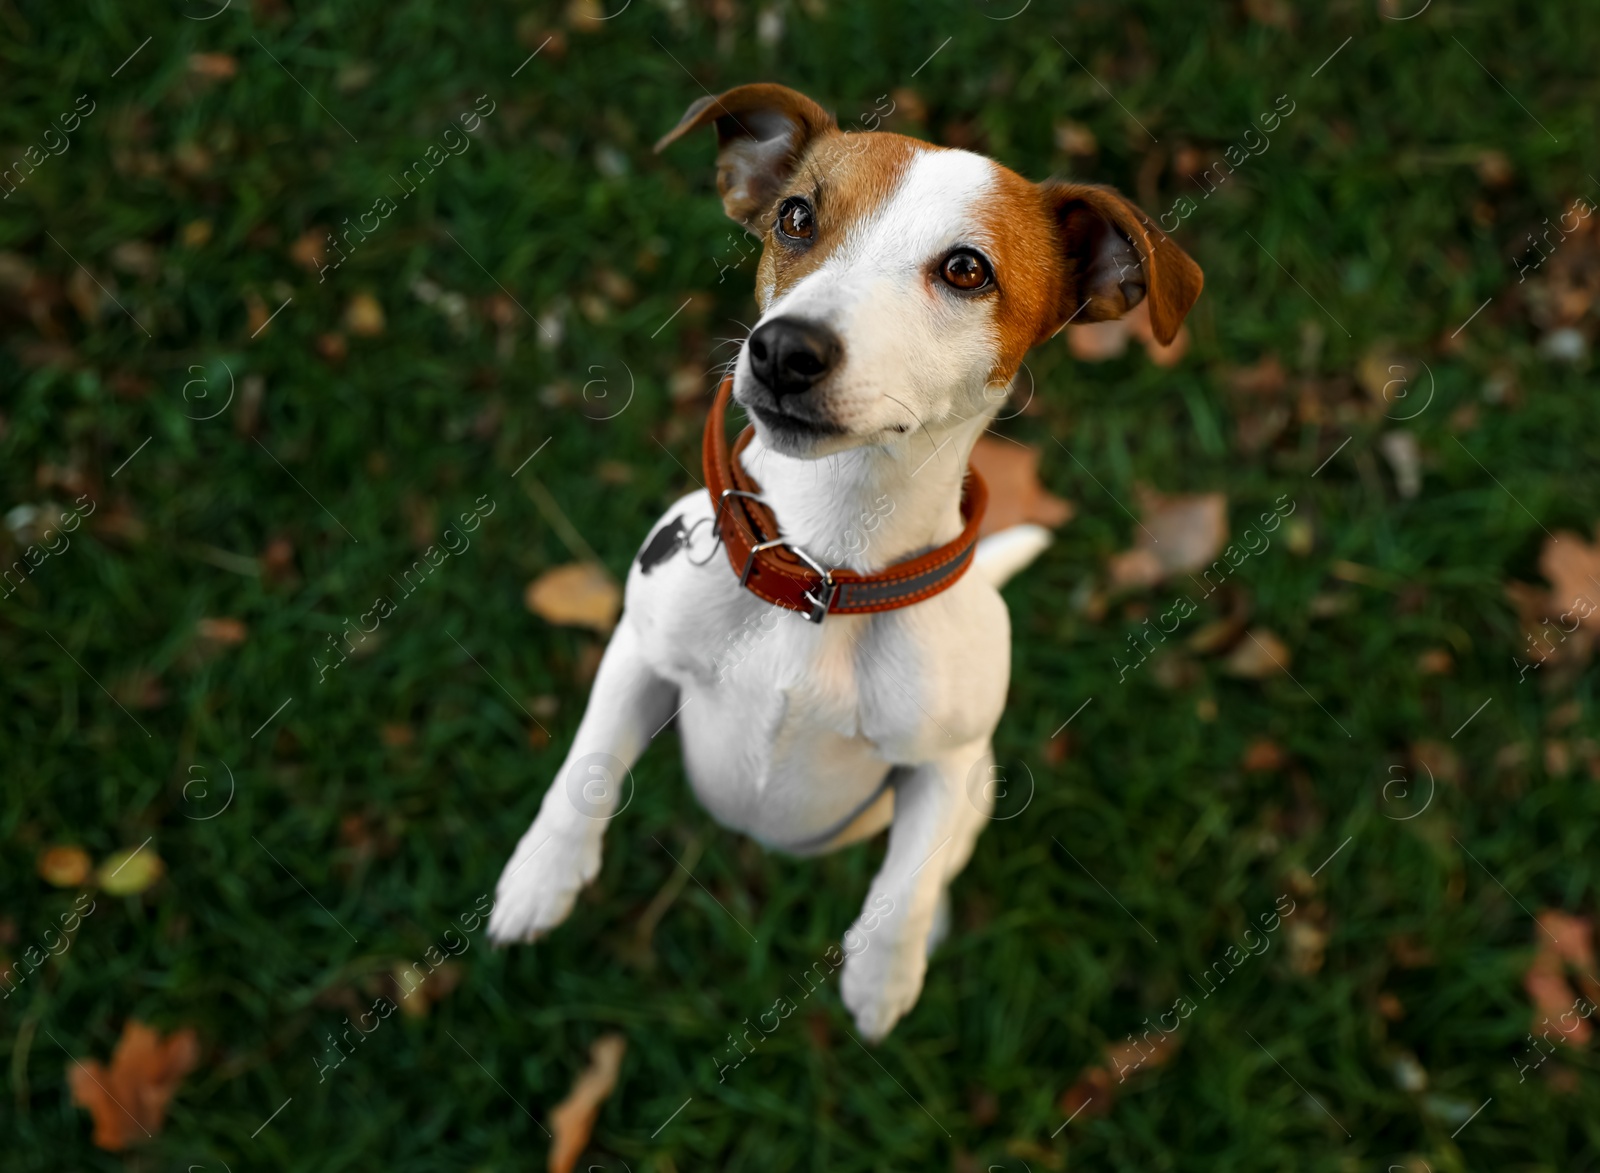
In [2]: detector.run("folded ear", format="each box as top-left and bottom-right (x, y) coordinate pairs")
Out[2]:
(1039, 181), (1203, 346)
(654, 83), (837, 227)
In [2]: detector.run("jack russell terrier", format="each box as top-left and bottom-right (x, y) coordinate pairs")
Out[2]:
(488, 83), (1202, 1040)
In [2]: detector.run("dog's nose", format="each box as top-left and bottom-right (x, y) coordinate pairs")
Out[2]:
(746, 316), (840, 396)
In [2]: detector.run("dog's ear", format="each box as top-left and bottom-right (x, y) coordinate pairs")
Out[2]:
(1038, 182), (1203, 346)
(655, 83), (837, 227)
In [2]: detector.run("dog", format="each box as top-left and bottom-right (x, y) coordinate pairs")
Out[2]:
(488, 83), (1202, 1040)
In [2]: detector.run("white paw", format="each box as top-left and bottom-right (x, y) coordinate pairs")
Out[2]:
(486, 824), (601, 945)
(839, 938), (926, 1043)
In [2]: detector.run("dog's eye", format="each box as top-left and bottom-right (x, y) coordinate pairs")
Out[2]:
(777, 197), (815, 244)
(940, 249), (992, 292)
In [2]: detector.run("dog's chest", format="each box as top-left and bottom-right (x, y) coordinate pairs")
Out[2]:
(624, 495), (1009, 846)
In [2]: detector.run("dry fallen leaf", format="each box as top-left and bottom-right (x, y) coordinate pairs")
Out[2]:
(1540, 527), (1600, 630)
(1107, 487), (1229, 590)
(289, 230), (326, 272)
(345, 293), (386, 337)
(1523, 911), (1598, 1044)
(1222, 628), (1291, 678)
(1241, 738), (1287, 772)
(196, 617), (248, 646)
(966, 438), (1074, 537)
(548, 1033), (627, 1173)
(38, 845), (92, 887)
(525, 564), (622, 633)
(1417, 648), (1454, 675)
(67, 1020), (200, 1150)
(98, 845), (165, 896)
(187, 53), (238, 80)
(1058, 1030), (1180, 1126)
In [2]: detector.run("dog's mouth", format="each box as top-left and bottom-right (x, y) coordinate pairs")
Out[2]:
(743, 399), (846, 439)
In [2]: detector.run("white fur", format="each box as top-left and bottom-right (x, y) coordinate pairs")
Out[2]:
(489, 145), (1053, 1041)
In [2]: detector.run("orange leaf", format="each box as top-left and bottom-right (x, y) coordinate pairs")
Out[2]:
(1241, 738), (1287, 772)
(38, 845), (92, 887)
(187, 53), (238, 80)
(966, 438), (1074, 537)
(548, 1033), (626, 1173)
(1058, 1063), (1116, 1121)
(525, 564), (621, 633)
(67, 1021), (200, 1150)
(197, 617), (248, 645)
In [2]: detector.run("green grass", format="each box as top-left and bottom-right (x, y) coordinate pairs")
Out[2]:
(4, 0), (1600, 1169)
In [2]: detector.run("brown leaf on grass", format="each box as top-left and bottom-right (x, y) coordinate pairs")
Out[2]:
(1222, 628), (1291, 678)
(548, 1033), (627, 1173)
(966, 438), (1074, 537)
(525, 564), (622, 633)
(1539, 527), (1600, 630)
(1058, 1064), (1116, 1122)
(289, 230), (326, 272)
(1417, 648), (1454, 675)
(67, 1020), (200, 1150)
(196, 617), (248, 646)
(1242, 738), (1287, 772)
(1538, 910), (1600, 1002)
(38, 845), (93, 887)
(1523, 198), (1600, 331)
(1107, 487), (1228, 590)
(1058, 1030), (1180, 1127)
(188, 53), (238, 80)
(345, 293), (386, 337)
(1524, 911), (1598, 1044)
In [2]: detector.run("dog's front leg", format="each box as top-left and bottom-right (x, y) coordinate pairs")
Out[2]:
(487, 618), (676, 944)
(840, 739), (993, 1041)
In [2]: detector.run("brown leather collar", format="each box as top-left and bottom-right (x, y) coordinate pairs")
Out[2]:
(701, 376), (988, 623)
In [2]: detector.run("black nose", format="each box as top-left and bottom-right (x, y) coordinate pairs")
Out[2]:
(746, 316), (841, 396)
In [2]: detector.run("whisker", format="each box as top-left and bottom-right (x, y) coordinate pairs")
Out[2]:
(884, 393), (937, 460)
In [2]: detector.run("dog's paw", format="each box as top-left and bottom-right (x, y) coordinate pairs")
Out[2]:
(839, 939), (927, 1043)
(486, 827), (601, 945)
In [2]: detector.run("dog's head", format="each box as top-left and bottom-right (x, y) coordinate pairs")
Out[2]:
(657, 83), (1203, 458)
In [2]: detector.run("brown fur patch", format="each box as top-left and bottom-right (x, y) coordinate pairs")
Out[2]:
(969, 170), (1069, 386)
(755, 132), (931, 307)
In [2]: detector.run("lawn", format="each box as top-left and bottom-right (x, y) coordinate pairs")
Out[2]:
(4, 0), (1600, 1170)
